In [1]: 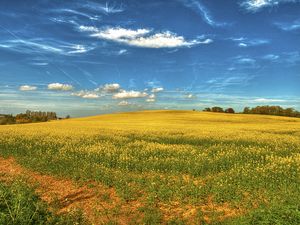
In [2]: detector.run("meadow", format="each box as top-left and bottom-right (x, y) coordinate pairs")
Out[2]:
(0, 110), (300, 224)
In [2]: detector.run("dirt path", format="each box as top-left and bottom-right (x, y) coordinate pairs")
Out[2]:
(0, 156), (243, 224)
(0, 156), (143, 224)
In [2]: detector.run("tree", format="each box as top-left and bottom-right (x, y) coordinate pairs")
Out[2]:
(65, 115), (71, 119)
(203, 107), (211, 112)
(211, 106), (224, 113)
(225, 108), (235, 113)
(243, 107), (250, 114)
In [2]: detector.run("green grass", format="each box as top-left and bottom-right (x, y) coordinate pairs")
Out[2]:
(0, 179), (86, 225)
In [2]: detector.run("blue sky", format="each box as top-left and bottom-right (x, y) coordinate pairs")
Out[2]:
(0, 0), (299, 117)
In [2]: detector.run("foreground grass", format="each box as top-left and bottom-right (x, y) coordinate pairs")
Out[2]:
(0, 179), (86, 225)
(0, 110), (300, 223)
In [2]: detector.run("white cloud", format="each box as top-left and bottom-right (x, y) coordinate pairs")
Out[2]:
(239, 43), (248, 47)
(186, 94), (196, 99)
(48, 83), (73, 91)
(241, 0), (299, 12)
(19, 85), (37, 91)
(151, 87), (164, 93)
(118, 100), (130, 106)
(79, 26), (209, 48)
(80, 26), (150, 39)
(112, 90), (148, 99)
(95, 83), (120, 93)
(82, 93), (100, 99)
(71, 90), (100, 99)
(126, 32), (203, 48)
(146, 98), (155, 102)
(146, 94), (156, 103)
(118, 49), (128, 55)
(102, 83), (121, 92)
(148, 94), (156, 99)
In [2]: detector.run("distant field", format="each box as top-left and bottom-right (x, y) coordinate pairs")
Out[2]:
(0, 110), (300, 224)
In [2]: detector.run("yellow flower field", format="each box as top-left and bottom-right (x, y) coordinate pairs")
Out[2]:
(0, 110), (300, 224)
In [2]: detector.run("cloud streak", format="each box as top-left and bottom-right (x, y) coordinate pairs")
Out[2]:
(82, 1), (124, 15)
(180, 0), (228, 27)
(229, 37), (270, 47)
(0, 39), (94, 55)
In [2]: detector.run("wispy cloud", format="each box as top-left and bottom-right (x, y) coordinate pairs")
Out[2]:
(274, 19), (300, 31)
(236, 57), (256, 65)
(240, 0), (300, 12)
(54, 8), (100, 21)
(82, 1), (124, 15)
(0, 39), (93, 55)
(185, 94), (197, 99)
(118, 100), (130, 106)
(151, 87), (164, 93)
(204, 75), (255, 92)
(146, 79), (162, 88)
(19, 85), (37, 91)
(283, 51), (300, 64)
(30, 62), (49, 66)
(230, 37), (270, 47)
(253, 98), (286, 103)
(118, 49), (128, 55)
(67, 44), (93, 54)
(146, 94), (156, 103)
(72, 90), (100, 99)
(179, 0), (228, 27)
(262, 52), (299, 64)
(81, 93), (100, 99)
(79, 26), (211, 48)
(95, 83), (121, 93)
(48, 83), (73, 91)
(146, 98), (155, 103)
(262, 54), (280, 61)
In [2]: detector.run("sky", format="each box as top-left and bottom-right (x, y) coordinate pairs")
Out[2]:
(0, 0), (299, 117)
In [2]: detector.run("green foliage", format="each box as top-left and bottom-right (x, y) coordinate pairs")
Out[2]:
(225, 108), (235, 113)
(211, 106), (224, 113)
(0, 179), (87, 225)
(0, 110), (57, 125)
(226, 203), (300, 225)
(0, 115), (16, 125)
(243, 105), (300, 117)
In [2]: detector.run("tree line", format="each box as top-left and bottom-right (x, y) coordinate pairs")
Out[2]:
(202, 105), (300, 118)
(0, 110), (70, 125)
(203, 107), (235, 113)
(243, 105), (300, 117)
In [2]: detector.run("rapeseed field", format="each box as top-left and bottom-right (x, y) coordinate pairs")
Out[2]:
(0, 110), (299, 224)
